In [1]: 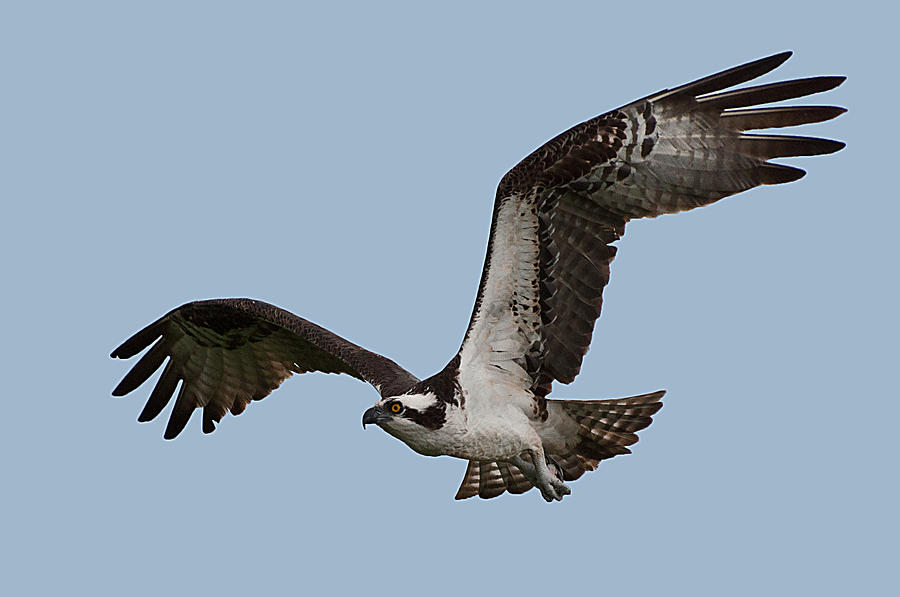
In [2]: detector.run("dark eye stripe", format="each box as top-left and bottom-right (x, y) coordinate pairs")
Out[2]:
(403, 403), (446, 430)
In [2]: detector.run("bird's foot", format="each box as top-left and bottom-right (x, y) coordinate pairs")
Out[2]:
(539, 458), (570, 502)
(546, 455), (565, 483)
(538, 476), (571, 502)
(511, 450), (572, 502)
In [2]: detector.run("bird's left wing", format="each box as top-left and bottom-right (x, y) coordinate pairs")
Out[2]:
(111, 298), (419, 438)
(458, 52), (845, 400)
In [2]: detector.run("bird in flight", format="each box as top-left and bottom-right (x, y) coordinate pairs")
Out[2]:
(112, 52), (844, 501)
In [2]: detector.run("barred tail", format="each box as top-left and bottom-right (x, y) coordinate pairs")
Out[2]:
(552, 390), (664, 481)
(454, 390), (664, 500)
(454, 460), (533, 500)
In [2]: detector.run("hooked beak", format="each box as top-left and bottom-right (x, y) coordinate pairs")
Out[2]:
(362, 406), (388, 428)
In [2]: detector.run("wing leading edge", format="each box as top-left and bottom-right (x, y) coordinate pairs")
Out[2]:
(111, 298), (419, 438)
(458, 52), (845, 399)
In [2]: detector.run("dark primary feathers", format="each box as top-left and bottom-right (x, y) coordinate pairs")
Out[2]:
(461, 51), (845, 398)
(111, 53), (845, 464)
(111, 298), (419, 438)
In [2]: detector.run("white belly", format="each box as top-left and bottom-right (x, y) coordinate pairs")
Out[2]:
(395, 346), (543, 461)
(453, 408), (537, 461)
(450, 381), (540, 461)
(395, 403), (536, 461)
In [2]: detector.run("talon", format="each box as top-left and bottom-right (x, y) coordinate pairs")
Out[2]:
(550, 478), (570, 500)
(545, 455), (565, 482)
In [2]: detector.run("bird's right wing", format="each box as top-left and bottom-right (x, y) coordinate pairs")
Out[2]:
(458, 52), (845, 402)
(111, 298), (419, 438)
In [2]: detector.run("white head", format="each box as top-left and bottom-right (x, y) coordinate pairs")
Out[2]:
(363, 391), (445, 431)
(362, 360), (465, 455)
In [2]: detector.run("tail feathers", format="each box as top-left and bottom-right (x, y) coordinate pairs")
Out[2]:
(455, 460), (533, 500)
(454, 390), (664, 500)
(555, 390), (664, 479)
(559, 390), (665, 438)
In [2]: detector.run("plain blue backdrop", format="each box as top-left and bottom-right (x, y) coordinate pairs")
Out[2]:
(3, 1), (895, 595)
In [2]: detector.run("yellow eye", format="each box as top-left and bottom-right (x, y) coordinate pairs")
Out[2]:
(390, 402), (402, 413)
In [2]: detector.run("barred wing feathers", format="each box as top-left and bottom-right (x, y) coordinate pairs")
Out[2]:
(111, 298), (419, 438)
(459, 52), (845, 397)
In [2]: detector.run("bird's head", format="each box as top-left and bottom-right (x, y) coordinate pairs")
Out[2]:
(362, 391), (448, 440)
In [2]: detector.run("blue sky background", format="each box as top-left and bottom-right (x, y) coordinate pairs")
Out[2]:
(3, 1), (896, 595)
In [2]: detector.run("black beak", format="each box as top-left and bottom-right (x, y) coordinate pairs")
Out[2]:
(362, 406), (384, 428)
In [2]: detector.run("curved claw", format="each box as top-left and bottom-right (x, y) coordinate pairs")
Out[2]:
(540, 479), (571, 502)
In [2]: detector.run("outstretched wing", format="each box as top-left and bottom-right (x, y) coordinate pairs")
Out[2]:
(111, 298), (419, 438)
(459, 52), (845, 398)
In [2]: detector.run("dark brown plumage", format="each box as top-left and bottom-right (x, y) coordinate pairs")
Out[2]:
(464, 51), (845, 404)
(112, 53), (844, 502)
(112, 298), (419, 438)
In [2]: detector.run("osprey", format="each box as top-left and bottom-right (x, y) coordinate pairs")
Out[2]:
(112, 52), (845, 501)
